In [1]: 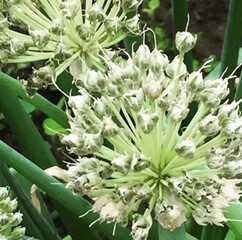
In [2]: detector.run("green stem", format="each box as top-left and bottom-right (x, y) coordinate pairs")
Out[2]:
(0, 79), (56, 168)
(0, 71), (69, 128)
(220, 0), (242, 101)
(0, 140), (132, 240)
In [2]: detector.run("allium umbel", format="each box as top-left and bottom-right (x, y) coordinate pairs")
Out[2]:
(0, 187), (26, 239)
(0, 0), (142, 94)
(63, 31), (242, 239)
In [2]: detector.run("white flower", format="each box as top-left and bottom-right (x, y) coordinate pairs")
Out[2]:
(63, 32), (242, 239)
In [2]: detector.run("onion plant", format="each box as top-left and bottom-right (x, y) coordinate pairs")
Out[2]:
(0, 0), (242, 240)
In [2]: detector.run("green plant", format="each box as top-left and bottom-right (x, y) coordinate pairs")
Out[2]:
(0, 1), (242, 240)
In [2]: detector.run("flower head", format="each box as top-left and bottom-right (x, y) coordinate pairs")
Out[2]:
(63, 31), (242, 239)
(0, 0), (142, 94)
(0, 187), (26, 239)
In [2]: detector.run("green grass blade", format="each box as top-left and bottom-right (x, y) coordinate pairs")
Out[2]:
(0, 140), (132, 240)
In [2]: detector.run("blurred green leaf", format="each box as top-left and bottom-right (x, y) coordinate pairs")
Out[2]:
(158, 224), (186, 240)
(185, 233), (198, 240)
(143, 0), (160, 15)
(43, 118), (68, 136)
(225, 230), (236, 240)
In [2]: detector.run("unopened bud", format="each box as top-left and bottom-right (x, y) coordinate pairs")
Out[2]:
(138, 111), (158, 134)
(199, 115), (220, 136)
(186, 71), (204, 92)
(60, 1), (80, 19)
(104, 17), (122, 35)
(175, 31), (197, 53)
(150, 49), (169, 75)
(175, 139), (196, 159)
(29, 29), (50, 49)
(76, 22), (95, 41)
(88, 3), (105, 22)
(133, 45), (151, 70)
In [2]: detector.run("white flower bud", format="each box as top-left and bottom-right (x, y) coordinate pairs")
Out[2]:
(32, 65), (54, 87)
(175, 31), (197, 53)
(125, 15), (140, 34)
(10, 38), (28, 55)
(0, 187), (8, 200)
(155, 201), (187, 231)
(222, 118), (242, 138)
(11, 226), (26, 239)
(0, 13), (8, 30)
(82, 132), (103, 154)
(88, 3), (105, 22)
(102, 116), (119, 137)
(68, 94), (91, 111)
(168, 101), (189, 123)
(123, 89), (144, 111)
(175, 139), (196, 159)
(217, 101), (239, 122)
(29, 29), (50, 49)
(206, 147), (225, 169)
(117, 186), (134, 203)
(138, 111), (158, 134)
(166, 56), (187, 79)
(76, 22), (95, 41)
(133, 45), (151, 70)
(50, 18), (63, 34)
(81, 69), (107, 92)
(142, 72), (163, 99)
(186, 71), (204, 92)
(131, 213), (152, 240)
(130, 153), (150, 171)
(60, 1), (80, 19)
(99, 200), (125, 223)
(150, 49), (169, 75)
(200, 79), (229, 107)
(104, 17), (122, 35)
(199, 115), (220, 136)
(93, 97), (111, 116)
(112, 154), (132, 174)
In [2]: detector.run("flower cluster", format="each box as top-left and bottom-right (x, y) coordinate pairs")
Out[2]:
(63, 31), (242, 239)
(0, 0), (142, 95)
(0, 187), (26, 240)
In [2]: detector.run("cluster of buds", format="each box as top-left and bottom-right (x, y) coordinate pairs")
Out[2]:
(62, 30), (242, 239)
(0, 187), (25, 240)
(0, 0), (142, 95)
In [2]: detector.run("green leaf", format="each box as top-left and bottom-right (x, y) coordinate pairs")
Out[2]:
(225, 202), (242, 239)
(43, 118), (67, 136)
(158, 223), (186, 240)
(225, 230), (236, 240)
(185, 233), (198, 240)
